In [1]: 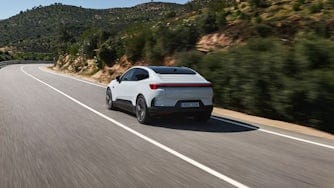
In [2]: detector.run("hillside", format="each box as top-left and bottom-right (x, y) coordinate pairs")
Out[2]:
(0, 2), (184, 53)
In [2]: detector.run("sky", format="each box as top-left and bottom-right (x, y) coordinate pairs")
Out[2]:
(0, 0), (189, 20)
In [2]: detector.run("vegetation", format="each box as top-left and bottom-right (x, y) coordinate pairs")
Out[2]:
(177, 36), (334, 133)
(0, 2), (184, 54)
(0, 51), (12, 61)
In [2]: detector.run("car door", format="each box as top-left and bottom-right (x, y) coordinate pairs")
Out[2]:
(123, 68), (150, 103)
(114, 68), (136, 101)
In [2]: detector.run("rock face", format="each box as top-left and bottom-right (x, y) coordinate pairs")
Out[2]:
(196, 33), (232, 52)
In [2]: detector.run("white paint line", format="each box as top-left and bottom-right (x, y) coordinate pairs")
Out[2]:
(38, 64), (334, 150)
(211, 117), (334, 150)
(22, 65), (249, 188)
(258, 129), (334, 150)
(38, 66), (106, 88)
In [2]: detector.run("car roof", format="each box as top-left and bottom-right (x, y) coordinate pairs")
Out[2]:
(146, 66), (196, 75)
(127, 66), (199, 76)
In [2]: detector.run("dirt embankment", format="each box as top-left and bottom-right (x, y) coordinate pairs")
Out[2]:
(52, 55), (136, 84)
(197, 33), (233, 52)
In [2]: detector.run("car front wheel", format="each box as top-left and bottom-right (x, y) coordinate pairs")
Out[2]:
(136, 96), (151, 124)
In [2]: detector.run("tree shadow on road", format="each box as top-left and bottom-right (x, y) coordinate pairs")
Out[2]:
(147, 115), (259, 133)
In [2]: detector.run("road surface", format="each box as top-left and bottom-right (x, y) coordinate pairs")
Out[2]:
(0, 64), (333, 187)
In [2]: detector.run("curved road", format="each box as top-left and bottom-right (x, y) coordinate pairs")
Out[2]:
(0, 64), (333, 187)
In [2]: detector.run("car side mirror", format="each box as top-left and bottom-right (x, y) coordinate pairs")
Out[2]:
(116, 76), (121, 83)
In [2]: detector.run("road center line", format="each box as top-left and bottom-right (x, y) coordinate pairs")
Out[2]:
(22, 65), (249, 187)
(39, 65), (334, 151)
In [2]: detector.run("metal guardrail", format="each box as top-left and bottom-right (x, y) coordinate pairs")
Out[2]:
(0, 60), (54, 69)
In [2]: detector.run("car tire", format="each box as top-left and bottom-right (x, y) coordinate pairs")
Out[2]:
(136, 95), (151, 124)
(195, 111), (211, 122)
(106, 88), (115, 110)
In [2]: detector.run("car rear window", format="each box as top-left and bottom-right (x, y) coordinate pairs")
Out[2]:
(149, 66), (196, 75)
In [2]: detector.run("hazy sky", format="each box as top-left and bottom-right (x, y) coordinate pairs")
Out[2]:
(0, 0), (189, 19)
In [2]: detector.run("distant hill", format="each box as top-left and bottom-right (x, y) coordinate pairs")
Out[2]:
(0, 2), (184, 53)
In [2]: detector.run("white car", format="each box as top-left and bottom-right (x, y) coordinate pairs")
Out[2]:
(106, 66), (213, 124)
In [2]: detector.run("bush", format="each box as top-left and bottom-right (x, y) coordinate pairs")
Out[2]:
(255, 24), (272, 37)
(327, 0), (334, 7)
(98, 44), (116, 67)
(175, 50), (204, 69)
(293, 3), (301, 11)
(308, 2), (324, 13)
(291, 36), (334, 132)
(68, 43), (80, 56)
(0, 51), (12, 61)
(216, 11), (227, 29)
(166, 11), (176, 18)
(248, 0), (269, 8)
(197, 13), (218, 34)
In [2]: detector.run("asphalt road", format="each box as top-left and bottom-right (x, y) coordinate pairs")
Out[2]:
(0, 64), (334, 188)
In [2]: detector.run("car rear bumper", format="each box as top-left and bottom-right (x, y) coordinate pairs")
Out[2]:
(148, 101), (213, 115)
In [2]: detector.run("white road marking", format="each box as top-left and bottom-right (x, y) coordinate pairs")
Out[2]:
(22, 65), (249, 188)
(211, 117), (334, 150)
(38, 66), (106, 88)
(39, 65), (334, 150)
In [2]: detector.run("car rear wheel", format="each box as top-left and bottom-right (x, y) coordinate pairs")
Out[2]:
(106, 88), (115, 110)
(136, 96), (151, 124)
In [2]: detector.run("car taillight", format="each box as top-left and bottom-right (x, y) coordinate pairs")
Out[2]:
(149, 83), (212, 90)
(149, 84), (159, 90)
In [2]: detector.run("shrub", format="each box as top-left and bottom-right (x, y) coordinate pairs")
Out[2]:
(124, 33), (146, 62)
(255, 24), (273, 37)
(248, 0), (269, 8)
(308, 2), (324, 13)
(197, 13), (218, 34)
(216, 11), (227, 29)
(98, 44), (116, 67)
(68, 43), (80, 56)
(166, 11), (177, 18)
(293, 3), (301, 11)
(175, 50), (204, 69)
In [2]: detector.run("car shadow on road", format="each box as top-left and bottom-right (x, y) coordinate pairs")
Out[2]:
(147, 115), (259, 133)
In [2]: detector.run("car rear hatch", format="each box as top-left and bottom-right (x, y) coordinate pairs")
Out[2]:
(151, 74), (213, 101)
